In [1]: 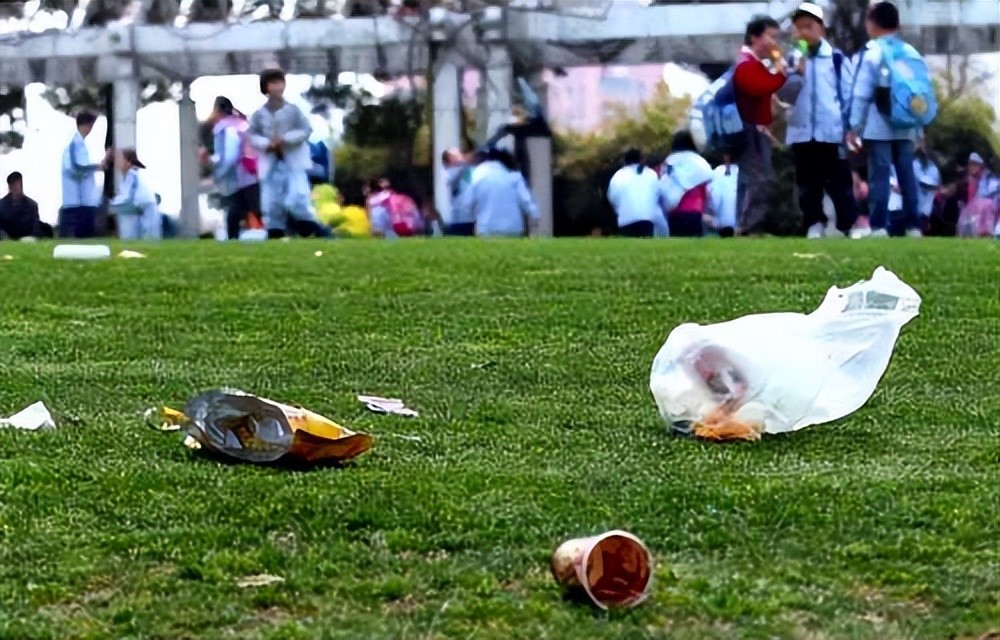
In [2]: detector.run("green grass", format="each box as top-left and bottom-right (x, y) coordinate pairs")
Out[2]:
(0, 238), (997, 640)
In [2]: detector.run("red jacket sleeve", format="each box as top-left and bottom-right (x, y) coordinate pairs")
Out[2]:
(733, 60), (787, 98)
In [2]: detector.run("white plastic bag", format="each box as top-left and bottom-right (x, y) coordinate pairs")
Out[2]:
(649, 267), (921, 440)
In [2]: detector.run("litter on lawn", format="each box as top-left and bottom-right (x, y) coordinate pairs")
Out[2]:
(551, 530), (653, 610)
(358, 395), (419, 418)
(117, 250), (147, 259)
(236, 574), (285, 588)
(53, 244), (111, 260)
(154, 389), (373, 465)
(0, 401), (56, 430)
(650, 267), (921, 441)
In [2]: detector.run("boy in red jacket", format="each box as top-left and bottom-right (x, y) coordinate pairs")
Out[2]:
(733, 15), (787, 234)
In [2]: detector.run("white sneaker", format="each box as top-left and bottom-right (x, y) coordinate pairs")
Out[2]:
(906, 228), (924, 238)
(850, 226), (872, 239)
(806, 223), (825, 239)
(870, 229), (889, 238)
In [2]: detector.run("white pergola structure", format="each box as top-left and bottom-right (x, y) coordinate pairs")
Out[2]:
(1, 0), (997, 236)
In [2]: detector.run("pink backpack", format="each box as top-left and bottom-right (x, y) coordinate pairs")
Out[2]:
(221, 116), (258, 177)
(385, 192), (424, 237)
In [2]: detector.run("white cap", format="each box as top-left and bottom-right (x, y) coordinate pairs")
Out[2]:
(969, 152), (984, 164)
(792, 2), (824, 23)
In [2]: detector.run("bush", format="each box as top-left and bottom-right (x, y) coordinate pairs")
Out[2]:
(553, 82), (688, 234)
(926, 89), (999, 182)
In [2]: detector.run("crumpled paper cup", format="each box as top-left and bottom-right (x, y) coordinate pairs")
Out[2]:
(550, 530), (652, 610)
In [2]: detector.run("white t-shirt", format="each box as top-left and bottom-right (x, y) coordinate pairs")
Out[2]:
(708, 164), (739, 230)
(607, 164), (661, 227)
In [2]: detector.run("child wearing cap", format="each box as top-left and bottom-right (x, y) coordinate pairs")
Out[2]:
(785, 2), (860, 239)
(110, 148), (162, 240)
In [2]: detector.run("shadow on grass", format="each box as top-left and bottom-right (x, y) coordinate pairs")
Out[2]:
(183, 448), (370, 473)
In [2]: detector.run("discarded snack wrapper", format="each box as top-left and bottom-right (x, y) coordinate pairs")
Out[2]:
(650, 267), (921, 442)
(551, 530), (652, 610)
(0, 401), (56, 431)
(156, 389), (373, 464)
(358, 395), (419, 418)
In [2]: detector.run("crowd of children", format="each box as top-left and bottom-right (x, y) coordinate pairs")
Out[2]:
(2, 1), (998, 242)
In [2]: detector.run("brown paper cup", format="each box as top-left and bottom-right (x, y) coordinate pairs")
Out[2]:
(550, 530), (652, 610)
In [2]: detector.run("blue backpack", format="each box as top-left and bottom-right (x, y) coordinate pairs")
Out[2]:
(874, 39), (937, 129)
(689, 67), (746, 155)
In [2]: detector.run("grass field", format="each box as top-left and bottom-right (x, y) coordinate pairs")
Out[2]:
(0, 238), (997, 640)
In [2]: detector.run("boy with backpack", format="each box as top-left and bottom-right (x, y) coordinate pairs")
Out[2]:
(731, 16), (788, 235)
(785, 2), (860, 239)
(846, 1), (937, 238)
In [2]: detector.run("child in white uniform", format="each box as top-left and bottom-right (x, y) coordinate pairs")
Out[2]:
(248, 68), (331, 239)
(110, 148), (161, 240)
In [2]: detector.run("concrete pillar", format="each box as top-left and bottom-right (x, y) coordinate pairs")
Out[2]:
(112, 78), (138, 150)
(526, 136), (553, 238)
(527, 69), (549, 116)
(111, 75), (139, 191)
(178, 82), (201, 238)
(476, 45), (512, 149)
(432, 54), (461, 225)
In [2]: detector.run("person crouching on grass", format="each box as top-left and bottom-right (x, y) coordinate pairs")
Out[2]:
(109, 149), (162, 240)
(248, 68), (332, 240)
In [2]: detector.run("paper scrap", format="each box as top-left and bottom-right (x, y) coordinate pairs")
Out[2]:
(358, 395), (419, 418)
(118, 250), (147, 259)
(3, 255), (14, 261)
(0, 401), (56, 430)
(314, 250), (324, 257)
(236, 574), (285, 588)
(792, 252), (822, 259)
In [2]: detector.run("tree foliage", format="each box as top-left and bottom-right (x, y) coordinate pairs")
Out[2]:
(825, 0), (870, 55)
(0, 87), (26, 150)
(926, 87), (999, 182)
(556, 81), (688, 182)
(552, 81), (688, 233)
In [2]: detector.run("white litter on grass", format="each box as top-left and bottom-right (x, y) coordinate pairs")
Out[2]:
(358, 395), (419, 418)
(117, 250), (147, 259)
(53, 244), (111, 260)
(379, 433), (424, 442)
(0, 401), (56, 430)
(236, 574), (285, 588)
